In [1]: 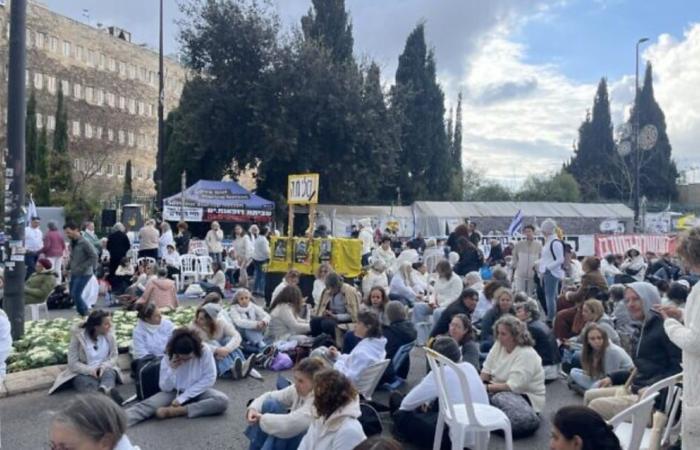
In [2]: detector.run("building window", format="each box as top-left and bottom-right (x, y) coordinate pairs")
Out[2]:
(72, 120), (80, 137)
(128, 98), (136, 114)
(73, 83), (82, 99)
(46, 76), (56, 94)
(108, 57), (116, 72)
(87, 50), (96, 66)
(85, 123), (93, 139)
(96, 163), (103, 175)
(49, 36), (58, 52)
(96, 89), (104, 106)
(139, 67), (147, 81)
(62, 40), (71, 57)
(35, 31), (44, 49)
(107, 129), (114, 141)
(148, 104), (154, 117)
(96, 126), (103, 139)
(85, 86), (93, 103)
(33, 72), (43, 90)
(137, 101), (145, 116)
(75, 45), (84, 61)
(118, 130), (125, 144)
(36, 113), (42, 128)
(119, 96), (126, 110)
(127, 131), (135, 147)
(118, 164), (124, 177)
(47, 115), (55, 131)
(128, 64), (136, 79)
(106, 163), (114, 176)
(106, 92), (115, 108)
(61, 79), (69, 94)
(73, 159), (80, 170)
(118, 61), (126, 77)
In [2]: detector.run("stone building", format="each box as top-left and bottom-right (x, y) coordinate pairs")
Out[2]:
(0, 1), (186, 200)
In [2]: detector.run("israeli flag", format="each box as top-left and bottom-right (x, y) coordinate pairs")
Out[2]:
(26, 194), (38, 225)
(507, 209), (524, 236)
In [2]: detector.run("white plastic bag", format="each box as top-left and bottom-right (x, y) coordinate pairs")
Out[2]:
(82, 275), (99, 309)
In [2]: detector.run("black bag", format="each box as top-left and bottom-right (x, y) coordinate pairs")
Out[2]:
(131, 356), (161, 401)
(359, 401), (383, 437)
(46, 285), (74, 310)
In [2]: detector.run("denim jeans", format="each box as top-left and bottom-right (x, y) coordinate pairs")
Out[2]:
(252, 259), (268, 295)
(245, 398), (304, 450)
(543, 270), (561, 322)
(569, 368), (598, 391)
(69, 274), (91, 316)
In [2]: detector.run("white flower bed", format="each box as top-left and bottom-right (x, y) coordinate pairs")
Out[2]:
(7, 307), (196, 373)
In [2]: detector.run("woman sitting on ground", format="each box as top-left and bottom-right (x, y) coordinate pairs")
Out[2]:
(479, 287), (515, 352)
(266, 285), (311, 344)
(297, 369), (366, 450)
(361, 286), (390, 326)
(136, 268), (178, 310)
(120, 263), (157, 307)
(312, 311), (387, 385)
(481, 315), (545, 438)
(515, 298), (561, 381)
(389, 261), (427, 307)
(162, 244), (181, 280)
(191, 304), (253, 379)
(126, 328), (229, 426)
(112, 257), (134, 296)
(620, 247), (647, 282)
(444, 313), (480, 370)
(24, 258), (56, 305)
(132, 301), (175, 362)
(49, 310), (123, 405)
(362, 259), (389, 303)
(312, 263), (332, 307)
(453, 237), (483, 277)
(550, 405), (622, 450)
(51, 394), (140, 450)
(568, 323), (633, 394)
(199, 261), (226, 296)
(245, 357), (327, 450)
(392, 336), (488, 449)
(229, 288), (270, 354)
(381, 301), (417, 383)
(411, 260), (463, 333)
(373, 235), (398, 275)
(311, 272), (361, 338)
(272, 269), (301, 305)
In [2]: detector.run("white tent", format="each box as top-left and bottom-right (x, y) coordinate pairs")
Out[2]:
(315, 204), (414, 236)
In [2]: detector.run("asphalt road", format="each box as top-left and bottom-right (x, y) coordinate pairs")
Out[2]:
(1, 346), (580, 450)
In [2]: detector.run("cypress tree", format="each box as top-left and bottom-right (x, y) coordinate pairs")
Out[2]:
(123, 160), (133, 205)
(49, 83), (73, 194)
(35, 127), (50, 205)
(301, 0), (353, 64)
(26, 90), (37, 175)
(452, 92), (464, 199)
(629, 63), (678, 201)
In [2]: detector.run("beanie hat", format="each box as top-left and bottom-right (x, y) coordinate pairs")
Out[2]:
(37, 258), (53, 270)
(432, 336), (462, 363)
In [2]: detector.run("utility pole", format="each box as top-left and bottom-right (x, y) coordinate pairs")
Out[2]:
(5, 0), (28, 339)
(156, 0), (165, 209)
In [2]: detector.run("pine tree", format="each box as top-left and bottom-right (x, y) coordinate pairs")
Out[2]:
(25, 90), (38, 175)
(567, 78), (617, 200)
(452, 92), (464, 199)
(391, 24), (451, 202)
(628, 63), (678, 201)
(49, 83), (72, 195)
(35, 127), (50, 205)
(301, 0), (353, 64)
(123, 160), (133, 205)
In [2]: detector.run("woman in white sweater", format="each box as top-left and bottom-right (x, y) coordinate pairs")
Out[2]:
(245, 358), (327, 450)
(229, 288), (270, 352)
(266, 285), (311, 343)
(130, 303), (175, 395)
(126, 328), (229, 426)
(205, 221), (224, 264)
(389, 262), (427, 307)
(297, 369), (366, 450)
(481, 315), (545, 438)
(191, 304), (253, 379)
(412, 261), (463, 334)
(361, 259), (389, 302)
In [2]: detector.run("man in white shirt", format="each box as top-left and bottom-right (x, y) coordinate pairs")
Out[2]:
(537, 219), (565, 322)
(24, 216), (43, 279)
(358, 219), (374, 267)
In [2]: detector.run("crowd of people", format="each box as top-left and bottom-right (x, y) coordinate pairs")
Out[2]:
(3, 215), (699, 450)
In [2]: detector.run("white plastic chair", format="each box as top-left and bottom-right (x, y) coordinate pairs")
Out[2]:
(354, 359), (390, 401)
(611, 373), (683, 450)
(424, 253), (444, 274)
(426, 347), (513, 450)
(609, 392), (659, 450)
(196, 255), (214, 281)
(28, 301), (49, 320)
(177, 254), (199, 290)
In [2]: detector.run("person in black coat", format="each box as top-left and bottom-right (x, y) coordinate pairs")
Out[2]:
(174, 221), (192, 256)
(515, 298), (560, 372)
(453, 237), (483, 277)
(430, 288), (479, 338)
(478, 287), (515, 352)
(382, 301), (418, 381)
(106, 223), (131, 286)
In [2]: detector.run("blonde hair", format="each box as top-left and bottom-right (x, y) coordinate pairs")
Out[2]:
(677, 227), (700, 268)
(583, 299), (605, 322)
(398, 262), (414, 287)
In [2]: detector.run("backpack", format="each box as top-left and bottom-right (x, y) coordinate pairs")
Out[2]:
(46, 285), (74, 310)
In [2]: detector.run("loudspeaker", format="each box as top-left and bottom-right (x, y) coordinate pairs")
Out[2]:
(101, 209), (117, 228)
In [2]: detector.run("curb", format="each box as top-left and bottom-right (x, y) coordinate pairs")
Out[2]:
(1, 354), (132, 398)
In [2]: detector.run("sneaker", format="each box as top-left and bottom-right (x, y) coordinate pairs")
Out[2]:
(233, 358), (243, 380)
(242, 355), (255, 378)
(249, 368), (264, 381)
(109, 388), (124, 406)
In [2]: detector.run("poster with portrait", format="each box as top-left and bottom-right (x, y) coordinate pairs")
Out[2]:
(318, 239), (332, 263)
(273, 239), (288, 260)
(294, 238), (311, 264)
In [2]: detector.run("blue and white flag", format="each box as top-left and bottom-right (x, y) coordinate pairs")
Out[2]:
(507, 209), (524, 236)
(26, 194), (38, 224)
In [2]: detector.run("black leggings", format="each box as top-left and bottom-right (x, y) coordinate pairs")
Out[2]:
(310, 317), (337, 337)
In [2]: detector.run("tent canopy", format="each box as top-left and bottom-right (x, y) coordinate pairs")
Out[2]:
(163, 180), (274, 223)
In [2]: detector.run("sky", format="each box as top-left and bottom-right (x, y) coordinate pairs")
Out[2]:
(40, 0), (700, 187)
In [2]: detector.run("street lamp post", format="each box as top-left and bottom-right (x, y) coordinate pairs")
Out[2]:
(633, 37), (649, 232)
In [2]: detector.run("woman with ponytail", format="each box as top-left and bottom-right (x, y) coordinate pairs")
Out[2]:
(550, 405), (621, 450)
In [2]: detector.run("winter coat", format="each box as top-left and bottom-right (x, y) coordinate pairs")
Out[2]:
(67, 236), (98, 276)
(315, 283), (361, 323)
(620, 251), (647, 282)
(609, 282), (681, 392)
(430, 298), (474, 338)
(334, 337), (387, 385)
(266, 303), (310, 342)
(137, 278), (178, 309)
(568, 270), (608, 304)
(384, 320), (417, 360)
(24, 271), (56, 305)
(511, 239), (542, 280)
(297, 398), (366, 450)
(41, 230), (66, 258)
(174, 231), (191, 256)
(527, 319), (560, 366)
(480, 306), (515, 345)
(138, 225), (159, 251)
(107, 230), (131, 276)
(249, 385), (314, 439)
(49, 326), (123, 394)
(433, 273), (464, 307)
(664, 280), (700, 448)
(205, 229), (224, 254)
(454, 247), (482, 276)
(229, 302), (270, 330)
